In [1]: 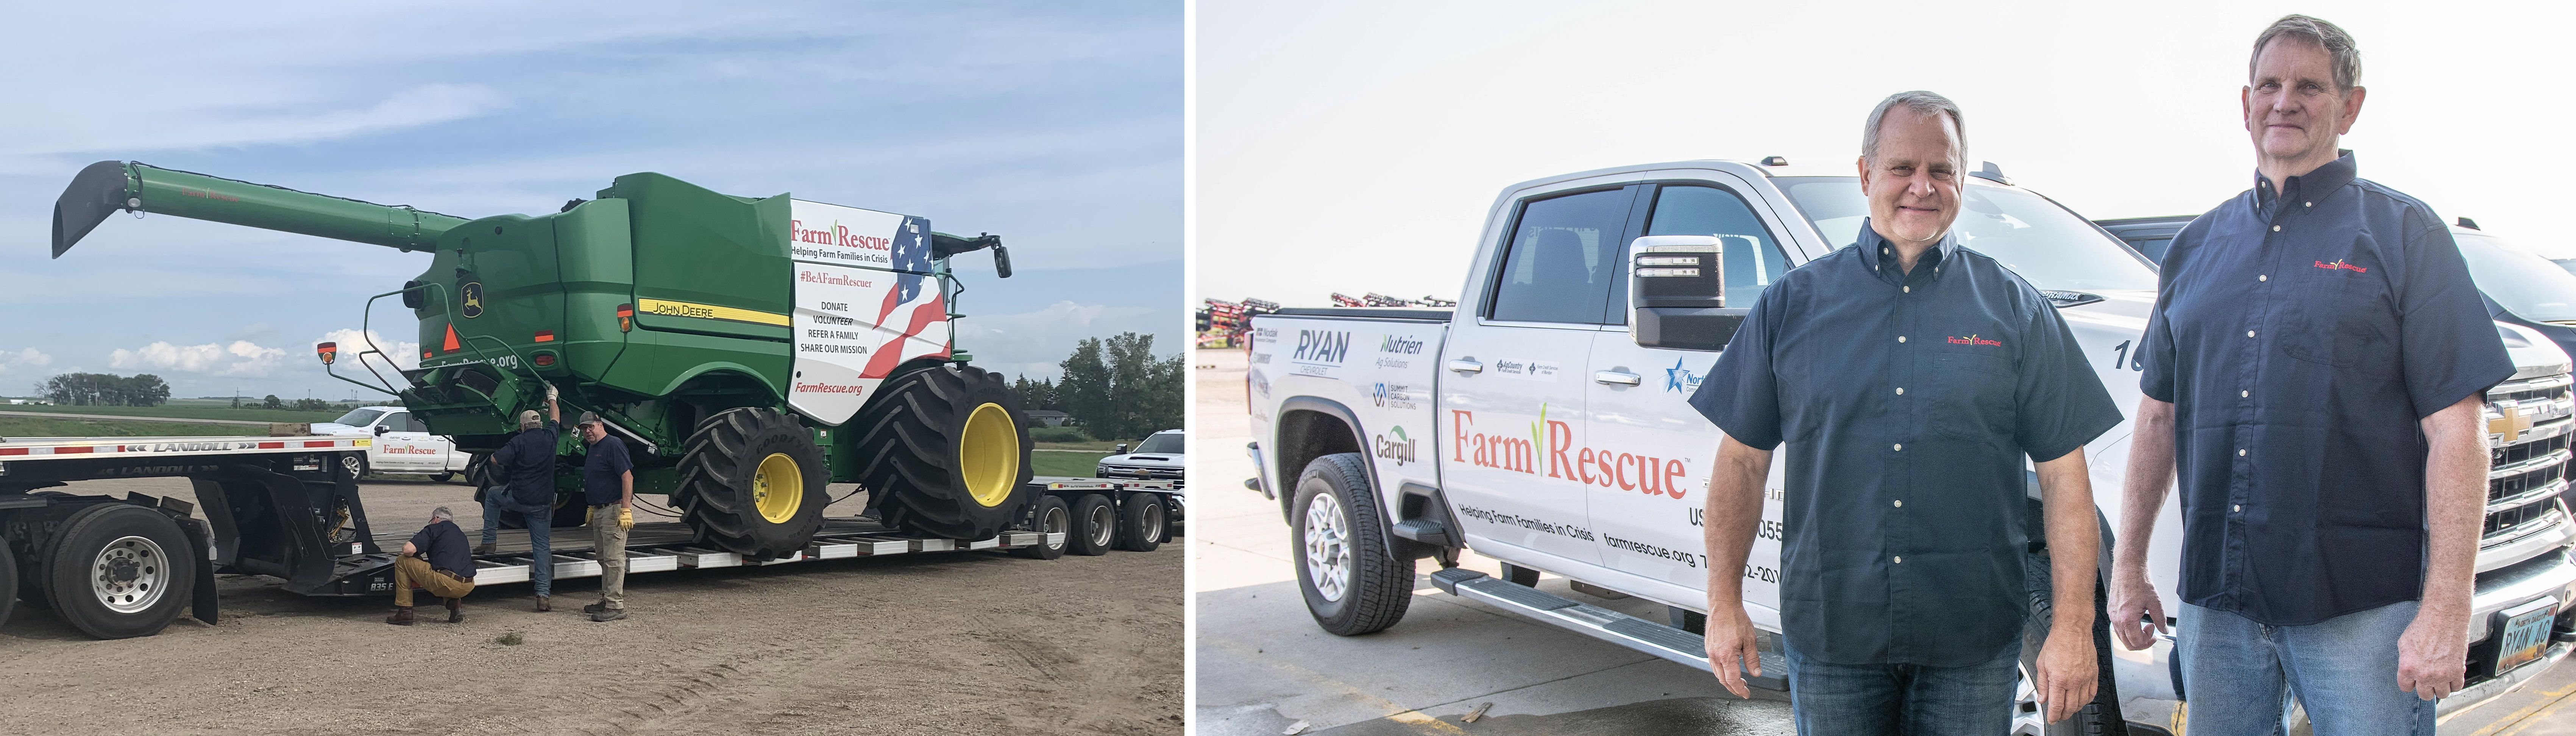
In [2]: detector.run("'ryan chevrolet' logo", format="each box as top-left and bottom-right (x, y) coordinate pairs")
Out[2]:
(2490, 405), (2533, 439)
(1946, 334), (2001, 347)
(2314, 259), (2368, 273)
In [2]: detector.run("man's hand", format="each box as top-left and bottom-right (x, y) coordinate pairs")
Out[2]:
(617, 506), (634, 530)
(545, 384), (559, 401)
(1704, 605), (1761, 699)
(2034, 626), (2099, 723)
(2108, 564), (2169, 651)
(401, 541), (417, 556)
(2396, 605), (2468, 700)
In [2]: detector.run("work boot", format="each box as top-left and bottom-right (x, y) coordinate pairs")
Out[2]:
(590, 607), (627, 622)
(535, 595), (552, 612)
(385, 607), (416, 625)
(472, 543), (497, 556)
(443, 598), (464, 624)
(583, 601), (606, 615)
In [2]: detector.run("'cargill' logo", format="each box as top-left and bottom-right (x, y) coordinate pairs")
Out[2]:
(1945, 334), (2000, 347)
(2314, 259), (2367, 273)
(1374, 426), (1418, 465)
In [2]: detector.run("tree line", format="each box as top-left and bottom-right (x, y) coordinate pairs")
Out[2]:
(1010, 332), (1183, 441)
(38, 372), (172, 407)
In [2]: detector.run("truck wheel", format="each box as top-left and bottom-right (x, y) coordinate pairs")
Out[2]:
(434, 472), (455, 483)
(1011, 495), (1071, 560)
(0, 534), (17, 630)
(851, 364), (1034, 541)
(674, 407), (828, 559)
(1293, 453), (1412, 636)
(1117, 493), (1167, 552)
(44, 504), (195, 639)
(1068, 494), (1116, 557)
(2017, 566), (2126, 735)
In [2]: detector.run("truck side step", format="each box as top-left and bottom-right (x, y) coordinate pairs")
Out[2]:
(1428, 567), (1787, 692)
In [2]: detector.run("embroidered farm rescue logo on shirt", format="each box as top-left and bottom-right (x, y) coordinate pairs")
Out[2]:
(2314, 259), (2368, 273)
(1946, 334), (2002, 347)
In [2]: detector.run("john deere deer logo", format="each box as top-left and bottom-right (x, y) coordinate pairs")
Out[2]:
(460, 282), (485, 318)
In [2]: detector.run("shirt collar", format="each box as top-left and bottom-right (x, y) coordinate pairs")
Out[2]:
(2255, 149), (2356, 208)
(1856, 217), (1957, 282)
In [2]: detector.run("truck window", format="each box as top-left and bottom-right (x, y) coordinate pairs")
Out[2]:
(406, 413), (431, 433)
(1489, 188), (1633, 324)
(333, 408), (384, 427)
(1775, 177), (2158, 293)
(1619, 184), (1789, 317)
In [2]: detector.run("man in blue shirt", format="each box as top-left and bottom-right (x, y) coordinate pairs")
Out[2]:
(1695, 90), (2124, 732)
(485, 386), (563, 611)
(387, 506), (476, 625)
(575, 412), (635, 622)
(2110, 16), (2509, 733)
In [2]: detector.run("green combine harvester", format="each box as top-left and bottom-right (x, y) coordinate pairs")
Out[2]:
(51, 161), (1035, 558)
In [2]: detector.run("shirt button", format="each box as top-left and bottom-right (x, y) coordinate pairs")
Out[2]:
(1893, 556), (1904, 564)
(2233, 505), (2243, 512)
(1897, 335), (1907, 343)
(2305, 201), (2312, 207)
(2241, 390), (2250, 398)
(2259, 274), (2268, 282)
(2247, 330), (2256, 338)
(1895, 387), (1905, 395)
(2272, 225), (2282, 232)
(1893, 443), (1904, 452)
(1903, 286), (1910, 293)
(1893, 499), (1904, 508)
(2238, 449), (2248, 457)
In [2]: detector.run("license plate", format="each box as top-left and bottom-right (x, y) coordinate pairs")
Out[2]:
(2495, 599), (2559, 674)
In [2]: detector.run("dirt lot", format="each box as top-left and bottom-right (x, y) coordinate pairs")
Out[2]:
(0, 477), (1181, 736)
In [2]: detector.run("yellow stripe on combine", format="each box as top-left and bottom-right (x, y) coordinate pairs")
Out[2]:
(635, 298), (792, 327)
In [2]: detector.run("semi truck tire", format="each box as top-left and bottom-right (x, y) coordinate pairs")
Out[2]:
(1117, 493), (1167, 552)
(1068, 494), (1116, 556)
(851, 364), (1034, 541)
(674, 407), (829, 559)
(1293, 453), (1412, 636)
(0, 534), (17, 630)
(1011, 495), (1071, 560)
(44, 504), (195, 639)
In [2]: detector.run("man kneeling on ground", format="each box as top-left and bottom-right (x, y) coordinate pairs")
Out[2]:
(389, 506), (478, 625)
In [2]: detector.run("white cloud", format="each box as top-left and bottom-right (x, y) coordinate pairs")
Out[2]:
(108, 340), (287, 377)
(317, 329), (420, 375)
(0, 347), (55, 377)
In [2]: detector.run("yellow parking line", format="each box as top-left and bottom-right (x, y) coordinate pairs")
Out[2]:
(1206, 638), (1471, 736)
(2467, 679), (2576, 736)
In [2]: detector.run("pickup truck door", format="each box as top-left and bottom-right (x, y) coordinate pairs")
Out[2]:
(377, 411), (435, 471)
(1439, 183), (1643, 568)
(1586, 175), (1804, 611)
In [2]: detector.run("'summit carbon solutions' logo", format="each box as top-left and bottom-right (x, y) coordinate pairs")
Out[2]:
(1946, 334), (2000, 347)
(1374, 426), (1418, 465)
(1451, 407), (1690, 499)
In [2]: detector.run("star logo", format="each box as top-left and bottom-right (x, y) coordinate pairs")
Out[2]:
(1665, 357), (1704, 393)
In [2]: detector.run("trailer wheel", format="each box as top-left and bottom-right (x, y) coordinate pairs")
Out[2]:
(674, 407), (828, 559)
(45, 504), (195, 639)
(1067, 494), (1116, 557)
(1117, 493), (1167, 552)
(1011, 495), (1071, 560)
(0, 534), (17, 630)
(1293, 453), (1412, 636)
(850, 364), (1034, 541)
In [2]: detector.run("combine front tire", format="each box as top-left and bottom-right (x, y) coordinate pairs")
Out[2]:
(851, 365), (1034, 540)
(674, 407), (828, 559)
(45, 504), (195, 639)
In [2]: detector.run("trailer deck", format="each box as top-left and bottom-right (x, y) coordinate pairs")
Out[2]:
(311, 516), (1062, 596)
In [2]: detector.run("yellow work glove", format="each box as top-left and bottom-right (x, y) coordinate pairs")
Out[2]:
(618, 506), (634, 530)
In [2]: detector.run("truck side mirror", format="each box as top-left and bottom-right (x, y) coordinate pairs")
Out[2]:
(1628, 235), (1750, 351)
(373, 424), (389, 435)
(1115, 443), (1130, 454)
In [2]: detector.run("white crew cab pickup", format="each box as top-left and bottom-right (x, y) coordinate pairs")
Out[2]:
(310, 405), (471, 480)
(1244, 159), (2576, 731)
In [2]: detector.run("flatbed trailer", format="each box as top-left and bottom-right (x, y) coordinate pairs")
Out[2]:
(0, 433), (1178, 639)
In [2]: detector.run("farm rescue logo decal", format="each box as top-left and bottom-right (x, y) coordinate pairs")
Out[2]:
(1451, 406), (1690, 499)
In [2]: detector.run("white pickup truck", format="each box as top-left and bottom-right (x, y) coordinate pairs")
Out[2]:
(310, 405), (472, 480)
(1244, 158), (2576, 732)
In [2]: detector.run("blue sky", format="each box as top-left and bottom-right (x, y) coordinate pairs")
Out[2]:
(0, 0), (1179, 401)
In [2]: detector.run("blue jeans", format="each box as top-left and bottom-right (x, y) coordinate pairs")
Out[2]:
(2177, 600), (2434, 735)
(1781, 636), (2020, 735)
(479, 490), (553, 597)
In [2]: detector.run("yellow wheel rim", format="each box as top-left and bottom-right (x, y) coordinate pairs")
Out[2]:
(960, 402), (1020, 508)
(751, 452), (803, 524)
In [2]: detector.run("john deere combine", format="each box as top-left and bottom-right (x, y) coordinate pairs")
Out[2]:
(51, 162), (1034, 558)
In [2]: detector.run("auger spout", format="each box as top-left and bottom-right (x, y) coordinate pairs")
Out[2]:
(51, 161), (470, 258)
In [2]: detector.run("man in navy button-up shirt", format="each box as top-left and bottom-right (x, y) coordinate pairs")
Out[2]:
(2111, 16), (2507, 733)
(1694, 91), (2124, 731)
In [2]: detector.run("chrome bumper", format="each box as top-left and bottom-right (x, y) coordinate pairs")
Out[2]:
(2467, 546), (2576, 644)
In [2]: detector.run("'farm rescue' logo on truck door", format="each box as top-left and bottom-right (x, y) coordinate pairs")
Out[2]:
(1450, 407), (1691, 499)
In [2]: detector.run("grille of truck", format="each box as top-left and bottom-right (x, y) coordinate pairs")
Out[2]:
(2484, 373), (2575, 552)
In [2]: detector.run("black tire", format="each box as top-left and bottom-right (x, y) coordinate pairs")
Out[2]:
(1292, 453), (1412, 636)
(2020, 560), (2127, 735)
(1117, 493), (1168, 552)
(1011, 495), (1071, 560)
(434, 471), (455, 483)
(0, 533), (17, 630)
(851, 364), (1034, 540)
(45, 504), (195, 639)
(1067, 494), (1116, 557)
(673, 407), (828, 559)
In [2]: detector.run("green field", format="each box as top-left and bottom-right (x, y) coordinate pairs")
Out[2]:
(0, 403), (351, 423)
(1031, 450), (1112, 477)
(0, 416), (258, 438)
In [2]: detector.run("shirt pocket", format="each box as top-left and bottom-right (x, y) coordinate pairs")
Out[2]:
(1929, 352), (2017, 443)
(2276, 284), (2391, 369)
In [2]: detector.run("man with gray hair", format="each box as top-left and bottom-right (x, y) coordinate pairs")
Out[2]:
(388, 506), (477, 625)
(1695, 90), (2119, 730)
(2111, 14), (2507, 732)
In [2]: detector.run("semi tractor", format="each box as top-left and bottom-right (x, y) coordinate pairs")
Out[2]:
(1244, 159), (2576, 733)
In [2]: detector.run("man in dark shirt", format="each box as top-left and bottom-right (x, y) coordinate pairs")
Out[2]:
(486, 387), (563, 611)
(1694, 90), (2124, 731)
(389, 506), (477, 625)
(2110, 16), (2508, 733)
(575, 412), (636, 622)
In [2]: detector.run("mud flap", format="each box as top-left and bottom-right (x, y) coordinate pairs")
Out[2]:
(175, 516), (220, 625)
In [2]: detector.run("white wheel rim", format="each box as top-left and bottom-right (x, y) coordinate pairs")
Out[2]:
(1089, 504), (1116, 547)
(1304, 491), (1352, 602)
(1144, 504), (1166, 542)
(92, 535), (170, 614)
(1042, 505), (1070, 549)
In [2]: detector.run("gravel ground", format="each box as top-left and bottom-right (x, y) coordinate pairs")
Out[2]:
(0, 476), (1181, 735)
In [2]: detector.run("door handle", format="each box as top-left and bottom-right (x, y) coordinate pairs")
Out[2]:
(1448, 359), (1484, 374)
(1594, 370), (1642, 386)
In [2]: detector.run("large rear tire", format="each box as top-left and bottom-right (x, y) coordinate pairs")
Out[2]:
(1293, 453), (1412, 636)
(674, 407), (828, 559)
(851, 364), (1034, 540)
(1117, 493), (1168, 552)
(1011, 494), (1072, 560)
(45, 504), (195, 639)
